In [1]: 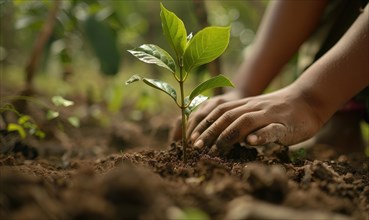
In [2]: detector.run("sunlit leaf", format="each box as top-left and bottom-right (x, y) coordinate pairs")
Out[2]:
(46, 110), (60, 120)
(183, 26), (230, 72)
(68, 116), (80, 128)
(7, 123), (26, 139)
(18, 115), (31, 125)
(189, 75), (234, 100)
(22, 121), (36, 130)
(125, 75), (142, 85)
(142, 78), (177, 102)
(185, 95), (208, 116)
(126, 75), (177, 102)
(160, 3), (187, 57)
(167, 207), (210, 220)
(52, 96), (74, 107)
(187, 32), (193, 41)
(35, 130), (46, 139)
(128, 44), (176, 73)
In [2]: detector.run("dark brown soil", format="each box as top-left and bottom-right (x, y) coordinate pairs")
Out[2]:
(1, 131), (368, 220)
(0, 83), (368, 220)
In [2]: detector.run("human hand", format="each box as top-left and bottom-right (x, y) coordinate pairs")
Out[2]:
(169, 90), (243, 141)
(189, 87), (324, 154)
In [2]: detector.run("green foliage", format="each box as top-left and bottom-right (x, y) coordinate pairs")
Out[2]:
(126, 3), (234, 162)
(51, 95), (74, 107)
(160, 3), (187, 58)
(127, 44), (176, 73)
(126, 75), (177, 102)
(8, 115), (46, 139)
(1, 104), (45, 139)
(0, 95), (80, 140)
(84, 15), (121, 75)
(168, 207), (210, 220)
(49, 96), (80, 128)
(189, 75), (233, 101)
(289, 148), (307, 163)
(183, 26), (230, 72)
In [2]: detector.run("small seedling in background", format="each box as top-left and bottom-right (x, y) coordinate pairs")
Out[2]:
(1, 95), (79, 139)
(47, 95), (80, 128)
(289, 148), (307, 163)
(126, 3), (234, 162)
(3, 104), (45, 139)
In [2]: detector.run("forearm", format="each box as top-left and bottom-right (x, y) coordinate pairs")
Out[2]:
(292, 4), (369, 124)
(235, 0), (328, 97)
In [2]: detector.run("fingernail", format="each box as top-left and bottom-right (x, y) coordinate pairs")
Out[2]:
(194, 139), (204, 148)
(247, 134), (258, 145)
(191, 132), (199, 142)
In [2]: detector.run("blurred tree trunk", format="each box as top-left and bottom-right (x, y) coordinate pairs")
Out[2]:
(0, 0), (15, 66)
(192, 0), (223, 95)
(10, 0), (61, 117)
(24, 0), (60, 92)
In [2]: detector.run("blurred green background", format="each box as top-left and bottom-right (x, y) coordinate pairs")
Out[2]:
(0, 0), (268, 115)
(1, 0), (367, 142)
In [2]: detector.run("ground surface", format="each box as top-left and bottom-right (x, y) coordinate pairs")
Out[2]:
(1, 92), (369, 220)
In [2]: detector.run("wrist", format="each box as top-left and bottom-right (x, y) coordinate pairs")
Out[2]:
(288, 84), (329, 128)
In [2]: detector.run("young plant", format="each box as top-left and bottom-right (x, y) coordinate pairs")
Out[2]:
(1, 95), (79, 139)
(126, 3), (234, 162)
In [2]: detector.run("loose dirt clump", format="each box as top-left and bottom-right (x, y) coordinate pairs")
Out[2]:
(1, 139), (368, 220)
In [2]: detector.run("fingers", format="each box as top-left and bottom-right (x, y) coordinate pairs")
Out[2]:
(191, 102), (261, 150)
(246, 123), (288, 146)
(215, 111), (268, 152)
(189, 99), (246, 142)
(187, 97), (231, 139)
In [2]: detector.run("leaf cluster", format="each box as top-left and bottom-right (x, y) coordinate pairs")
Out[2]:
(126, 3), (234, 116)
(0, 95), (79, 140)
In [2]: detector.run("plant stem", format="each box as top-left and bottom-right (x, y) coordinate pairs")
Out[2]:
(179, 65), (187, 162)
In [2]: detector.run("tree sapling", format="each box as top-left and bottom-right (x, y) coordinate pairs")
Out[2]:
(126, 3), (234, 162)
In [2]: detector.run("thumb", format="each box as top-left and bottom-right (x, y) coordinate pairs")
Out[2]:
(246, 123), (288, 146)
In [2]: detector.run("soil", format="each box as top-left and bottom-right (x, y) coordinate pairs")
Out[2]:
(1, 92), (369, 220)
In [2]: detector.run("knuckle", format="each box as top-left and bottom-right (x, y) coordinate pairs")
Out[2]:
(214, 97), (226, 105)
(192, 113), (206, 124)
(203, 126), (217, 140)
(200, 130), (217, 147)
(219, 129), (240, 142)
(215, 103), (229, 115)
(239, 114), (256, 127)
(220, 111), (236, 124)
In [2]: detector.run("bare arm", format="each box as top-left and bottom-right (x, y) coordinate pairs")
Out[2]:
(179, 0), (329, 141)
(191, 4), (369, 152)
(235, 0), (328, 97)
(291, 4), (369, 125)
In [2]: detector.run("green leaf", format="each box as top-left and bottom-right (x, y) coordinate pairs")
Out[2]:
(46, 110), (60, 120)
(52, 96), (74, 107)
(142, 78), (177, 102)
(7, 123), (26, 139)
(35, 130), (46, 139)
(125, 75), (142, 85)
(185, 95), (208, 116)
(18, 115), (31, 125)
(160, 3), (187, 57)
(183, 26), (230, 72)
(189, 75), (234, 100)
(128, 44), (176, 73)
(68, 116), (80, 128)
(84, 15), (120, 75)
(126, 75), (177, 102)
